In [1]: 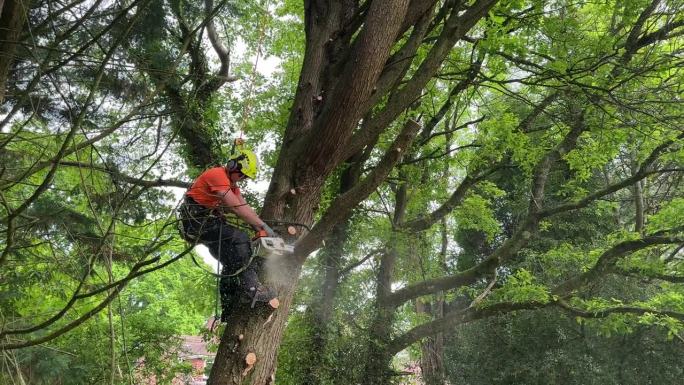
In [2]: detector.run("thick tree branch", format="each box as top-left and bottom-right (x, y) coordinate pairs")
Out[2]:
(204, 0), (237, 91)
(399, 171), (492, 232)
(635, 18), (684, 48)
(366, 2), (437, 112)
(387, 301), (549, 355)
(385, 217), (535, 308)
(339, 247), (384, 278)
(557, 300), (684, 323)
(388, 295), (684, 355)
(0, 0), (28, 104)
(540, 132), (684, 218)
(529, 108), (587, 215)
(344, 0), (497, 159)
(613, 267), (684, 284)
(55, 161), (190, 188)
(400, 0), (439, 34)
(387, 112), (587, 306)
(518, 92), (559, 133)
(296, 120), (422, 259)
(553, 235), (684, 296)
(624, 0), (661, 54)
(664, 243), (684, 263)
(298, 0), (412, 181)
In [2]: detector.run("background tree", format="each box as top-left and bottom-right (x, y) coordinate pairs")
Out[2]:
(276, 1), (684, 384)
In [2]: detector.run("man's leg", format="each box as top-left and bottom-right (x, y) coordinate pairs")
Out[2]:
(220, 227), (276, 305)
(228, 229), (258, 287)
(197, 221), (274, 312)
(209, 224), (274, 308)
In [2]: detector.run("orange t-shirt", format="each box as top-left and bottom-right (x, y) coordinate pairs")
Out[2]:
(186, 167), (241, 208)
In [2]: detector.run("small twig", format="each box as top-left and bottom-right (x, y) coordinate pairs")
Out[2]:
(468, 270), (498, 309)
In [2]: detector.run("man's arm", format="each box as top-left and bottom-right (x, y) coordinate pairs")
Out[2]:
(214, 189), (265, 230)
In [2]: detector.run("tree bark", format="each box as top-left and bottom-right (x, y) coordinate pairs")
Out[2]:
(416, 207), (448, 385)
(631, 154), (645, 234)
(416, 299), (446, 385)
(208, 258), (301, 385)
(363, 248), (399, 385)
(0, 0), (27, 104)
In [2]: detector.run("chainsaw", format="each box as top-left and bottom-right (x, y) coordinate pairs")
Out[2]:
(252, 230), (294, 258)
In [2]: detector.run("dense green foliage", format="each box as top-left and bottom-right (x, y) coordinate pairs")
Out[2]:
(1, 0), (683, 384)
(446, 308), (684, 385)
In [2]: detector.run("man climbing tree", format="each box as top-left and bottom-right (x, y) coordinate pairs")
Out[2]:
(180, 141), (279, 315)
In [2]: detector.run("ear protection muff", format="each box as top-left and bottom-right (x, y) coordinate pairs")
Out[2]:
(227, 154), (246, 172)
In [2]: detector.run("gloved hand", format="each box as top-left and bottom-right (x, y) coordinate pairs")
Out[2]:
(261, 223), (277, 238)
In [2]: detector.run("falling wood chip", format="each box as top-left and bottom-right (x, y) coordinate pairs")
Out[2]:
(269, 298), (280, 309)
(238, 334), (244, 341)
(287, 226), (297, 235)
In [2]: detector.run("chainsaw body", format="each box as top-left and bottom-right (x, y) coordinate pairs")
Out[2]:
(252, 236), (294, 258)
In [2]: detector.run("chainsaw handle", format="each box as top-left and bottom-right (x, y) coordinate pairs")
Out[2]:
(253, 229), (268, 240)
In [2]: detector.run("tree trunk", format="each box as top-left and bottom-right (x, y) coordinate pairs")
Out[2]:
(634, 179), (644, 234)
(361, 175), (412, 385)
(0, 0), (27, 103)
(208, 258), (302, 385)
(416, 299), (446, 385)
(363, 248), (398, 385)
(303, 222), (346, 385)
(417, 180), (448, 385)
(206, 0), (430, 382)
(631, 154), (645, 234)
(304, 159), (361, 384)
(413, 187), (447, 385)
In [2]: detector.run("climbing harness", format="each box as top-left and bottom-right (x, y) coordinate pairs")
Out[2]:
(177, 198), (257, 279)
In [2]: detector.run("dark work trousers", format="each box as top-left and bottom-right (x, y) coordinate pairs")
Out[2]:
(180, 197), (260, 316)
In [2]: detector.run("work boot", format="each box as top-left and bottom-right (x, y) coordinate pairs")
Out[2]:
(245, 283), (279, 309)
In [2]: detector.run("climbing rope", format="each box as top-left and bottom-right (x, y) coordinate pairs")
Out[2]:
(236, 1), (269, 139)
